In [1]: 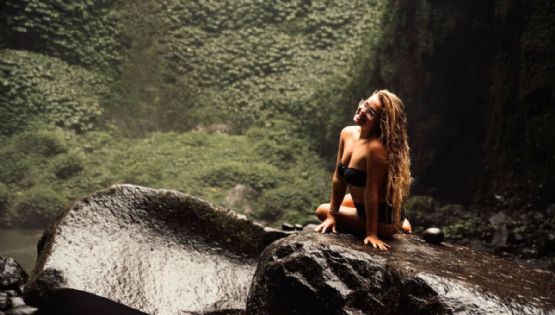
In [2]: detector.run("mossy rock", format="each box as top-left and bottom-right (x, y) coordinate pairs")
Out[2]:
(51, 153), (85, 179)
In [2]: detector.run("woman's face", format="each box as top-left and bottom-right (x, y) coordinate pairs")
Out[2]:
(353, 94), (382, 127)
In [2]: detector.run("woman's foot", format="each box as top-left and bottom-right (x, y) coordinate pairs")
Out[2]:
(402, 218), (412, 234)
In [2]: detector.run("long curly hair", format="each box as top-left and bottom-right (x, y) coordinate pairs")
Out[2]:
(374, 89), (413, 226)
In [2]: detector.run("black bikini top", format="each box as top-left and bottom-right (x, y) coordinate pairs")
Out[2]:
(337, 163), (366, 187)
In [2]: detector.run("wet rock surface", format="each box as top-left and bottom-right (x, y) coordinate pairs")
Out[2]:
(23, 184), (290, 314)
(247, 228), (555, 315)
(0, 257), (34, 315)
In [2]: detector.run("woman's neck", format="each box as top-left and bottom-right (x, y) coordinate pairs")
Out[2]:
(359, 125), (379, 140)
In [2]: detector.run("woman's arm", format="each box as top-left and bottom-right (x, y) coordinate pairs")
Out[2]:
(363, 141), (390, 250)
(315, 128), (348, 233)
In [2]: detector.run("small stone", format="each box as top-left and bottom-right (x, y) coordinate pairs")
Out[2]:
(0, 292), (12, 311)
(2, 291), (17, 298)
(533, 211), (544, 220)
(9, 297), (24, 308)
(281, 223), (295, 231)
(537, 234), (555, 256)
(499, 251), (512, 258)
(521, 247), (539, 259)
(5, 305), (37, 315)
(294, 224), (303, 231)
(0, 257), (28, 291)
(488, 211), (506, 225)
(422, 227), (444, 245)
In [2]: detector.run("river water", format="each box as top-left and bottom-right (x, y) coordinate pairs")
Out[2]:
(0, 228), (44, 273)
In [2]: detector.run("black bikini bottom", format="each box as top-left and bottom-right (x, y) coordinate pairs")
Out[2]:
(354, 202), (405, 224)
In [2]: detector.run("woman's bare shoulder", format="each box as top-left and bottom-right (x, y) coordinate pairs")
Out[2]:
(340, 126), (360, 138)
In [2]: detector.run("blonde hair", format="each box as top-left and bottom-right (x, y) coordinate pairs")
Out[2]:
(374, 89), (413, 226)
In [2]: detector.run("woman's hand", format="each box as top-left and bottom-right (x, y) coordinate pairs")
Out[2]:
(363, 235), (390, 250)
(314, 212), (338, 234)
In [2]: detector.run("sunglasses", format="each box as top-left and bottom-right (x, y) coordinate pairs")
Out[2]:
(358, 99), (379, 118)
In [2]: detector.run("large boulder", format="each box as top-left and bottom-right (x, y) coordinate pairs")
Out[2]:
(247, 228), (555, 314)
(23, 184), (290, 314)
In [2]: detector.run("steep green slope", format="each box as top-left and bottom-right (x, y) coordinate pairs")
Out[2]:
(0, 124), (328, 227)
(0, 0), (386, 228)
(110, 0), (384, 145)
(0, 50), (106, 136)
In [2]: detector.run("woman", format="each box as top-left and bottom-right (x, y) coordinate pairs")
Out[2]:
(314, 89), (413, 250)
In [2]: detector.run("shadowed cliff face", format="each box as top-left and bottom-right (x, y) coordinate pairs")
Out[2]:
(373, 0), (555, 208)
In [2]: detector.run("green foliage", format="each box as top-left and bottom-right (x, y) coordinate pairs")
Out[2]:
(0, 183), (8, 211)
(0, 151), (35, 184)
(0, 1), (388, 228)
(12, 129), (67, 156)
(12, 186), (67, 228)
(202, 162), (282, 192)
(0, 183), (9, 226)
(254, 182), (320, 224)
(404, 195), (438, 221)
(1, 0), (123, 75)
(0, 50), (107, 136)
(101, 0), (385, 143)
(0, 126), (330, 228)
(443, 217), (493, 241)
(0, 183), (7, 205)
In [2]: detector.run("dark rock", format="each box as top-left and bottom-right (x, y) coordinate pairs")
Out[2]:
(261, 227), (293, 244)
(537, 234), (555, 256)
(23, 184), (290, 314)
(5, 305), (37, 315)
(23, 269), (65, 308)
(488, 211), (509, 248)
(247, 229), (555, 314)
(9, 297), (24, 308)
(184, 310), (245, 315)
(0, 258), (28, 292)
(281, 223), (294, 231)
(2, 291), (18, 298)
(521, 247), (540, 259)
(422, 227), (444, 245)
(294, 224), (303, 231)
(0, 292), (11, 311)
(32, 288), (147, 315)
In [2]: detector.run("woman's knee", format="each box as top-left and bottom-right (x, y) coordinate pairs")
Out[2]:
(315, 203), (330, 221)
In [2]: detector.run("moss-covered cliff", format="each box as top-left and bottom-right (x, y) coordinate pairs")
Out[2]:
(0, 0), (384, 227)
(0, 0), (553, 261)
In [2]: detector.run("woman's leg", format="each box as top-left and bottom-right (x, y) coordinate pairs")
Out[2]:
(316, 203), (400, 238)
(315, 194), (355, 220)
(315, 203), (365, 234)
